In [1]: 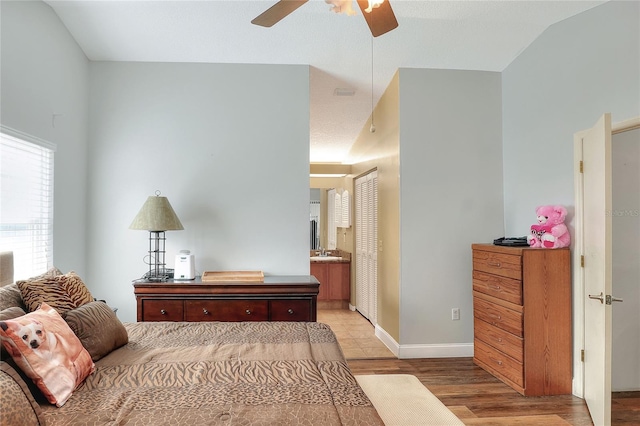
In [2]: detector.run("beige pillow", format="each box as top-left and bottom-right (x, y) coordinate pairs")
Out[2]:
(0, 283), (27, 312)
(0, 306), (26, 321)
(0, 303), (95, 407)
(64, 301), (128, 361)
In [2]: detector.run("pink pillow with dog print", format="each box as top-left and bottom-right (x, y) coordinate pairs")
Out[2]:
(0, 303), (94, 406)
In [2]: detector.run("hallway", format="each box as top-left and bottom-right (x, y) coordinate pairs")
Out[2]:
(317, 309), (395, 359)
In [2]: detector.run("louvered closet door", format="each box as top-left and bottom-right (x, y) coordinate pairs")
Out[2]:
(370, 173), (378, 325)
(355, 171), (378, 325)
(355, 177), (368, 318)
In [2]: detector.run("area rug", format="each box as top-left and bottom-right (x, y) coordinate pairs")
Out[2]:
(356, 374), (464, 425)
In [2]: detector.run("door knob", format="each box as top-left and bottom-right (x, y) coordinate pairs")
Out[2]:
(606, 295), (623, 304)
(588, 292), (624, 305)
(588, 292), (604, 304)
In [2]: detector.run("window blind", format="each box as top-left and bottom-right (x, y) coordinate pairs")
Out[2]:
(0, 127), (55, 280)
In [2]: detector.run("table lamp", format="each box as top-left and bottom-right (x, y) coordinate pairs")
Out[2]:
(129, 190), (183, 281)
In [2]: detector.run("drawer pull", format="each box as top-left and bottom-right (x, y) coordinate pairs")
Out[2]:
(288, 309), (294, 314)
(491, 357), (503, 366)
(496, 337), (503, 343)
(160, 309), (167, 315)
(202, 308), (210, 315)
(489, 313), (502, 320)
(245, 309), (252, 315)
(488, 262), (501, 268)
(492, 285), (501, 290)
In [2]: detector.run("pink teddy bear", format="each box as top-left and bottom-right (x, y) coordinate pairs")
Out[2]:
(527, 205), (570, 248)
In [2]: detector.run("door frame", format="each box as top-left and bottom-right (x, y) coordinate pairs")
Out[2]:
(572, 115), (640, 398)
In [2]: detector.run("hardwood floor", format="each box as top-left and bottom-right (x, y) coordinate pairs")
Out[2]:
(612, 391), (640, 425)
(317, 309), (638, 424)
(348, 357), (639, 425)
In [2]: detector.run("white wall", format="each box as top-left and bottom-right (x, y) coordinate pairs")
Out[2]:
(611, 128), (640, 391)
(398, 69), (503, 351)
(502, 0), (640, 235)
(0, 0), (90, 277)
(87, 62), (310, 322)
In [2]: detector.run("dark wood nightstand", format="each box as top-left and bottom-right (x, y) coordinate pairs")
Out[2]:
(133, 275), (320, 322)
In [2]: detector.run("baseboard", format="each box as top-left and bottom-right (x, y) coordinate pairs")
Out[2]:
(375, 324), (474, 359)
(374, 324), (400, 357)
(399, 343), (474, 358)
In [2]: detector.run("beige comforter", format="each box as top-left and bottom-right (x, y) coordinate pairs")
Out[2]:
(39, 321), (383, 425)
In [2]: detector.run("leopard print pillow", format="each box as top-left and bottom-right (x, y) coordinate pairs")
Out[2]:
(0, 361), (44, 425)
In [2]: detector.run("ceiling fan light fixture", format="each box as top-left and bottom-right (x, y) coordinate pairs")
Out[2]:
(326, 0), (356, 16)
(365, 0), (384, 13)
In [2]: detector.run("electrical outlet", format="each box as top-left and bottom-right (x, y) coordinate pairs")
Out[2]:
(451, 308), (460, 320)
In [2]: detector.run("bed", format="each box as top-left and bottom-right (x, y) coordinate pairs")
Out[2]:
(0, 252), (384, 425)
(40, 321), (383, 425)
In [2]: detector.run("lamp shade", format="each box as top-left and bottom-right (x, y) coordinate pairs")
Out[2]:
(129, 194), (184, 231)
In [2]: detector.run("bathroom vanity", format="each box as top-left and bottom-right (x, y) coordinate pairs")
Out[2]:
(310, 250), (351, 309)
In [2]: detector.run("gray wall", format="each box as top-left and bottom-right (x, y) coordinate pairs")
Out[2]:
(502, 0), (640, 235)
(88, 62), (310, 322)
(398, 69), (503, 349)
(502, 0), (640, 391)
(0, 0), (90, 277)
(2, 1), (311, 323)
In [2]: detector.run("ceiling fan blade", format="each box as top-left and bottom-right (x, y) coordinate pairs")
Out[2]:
(251, 0), (309, 28)
(356, 0), (398, 37)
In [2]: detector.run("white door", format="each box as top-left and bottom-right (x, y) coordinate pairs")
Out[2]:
(355, 171), (378, 324)
(578, 113), (613, 426)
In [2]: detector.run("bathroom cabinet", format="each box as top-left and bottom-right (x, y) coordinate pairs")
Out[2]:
(310, 261), (350, 308)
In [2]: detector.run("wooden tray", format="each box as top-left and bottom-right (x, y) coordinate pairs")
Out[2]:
(201, 270), (264, 282)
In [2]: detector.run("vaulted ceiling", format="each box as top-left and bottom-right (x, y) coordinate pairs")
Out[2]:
(44, 0), (607, 163)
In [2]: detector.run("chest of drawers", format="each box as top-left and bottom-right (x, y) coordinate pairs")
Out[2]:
(472, 244), (572, 396)
(133, 275), (319, 322)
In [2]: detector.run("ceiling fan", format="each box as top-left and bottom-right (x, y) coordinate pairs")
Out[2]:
(251, 0), (398, 37)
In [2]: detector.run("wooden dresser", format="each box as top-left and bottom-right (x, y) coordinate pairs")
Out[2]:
(472, 244), (572, 396)
(133, 275), (319, 322)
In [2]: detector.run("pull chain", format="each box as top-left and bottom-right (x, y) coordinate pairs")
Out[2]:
(370, 36), (376, 133)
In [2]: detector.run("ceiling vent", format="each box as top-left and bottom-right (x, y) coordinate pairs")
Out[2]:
(334, 88), (356, 97)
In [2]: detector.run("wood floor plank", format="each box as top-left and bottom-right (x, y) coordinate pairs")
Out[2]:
(348, 357), (598, 426)
(462, 414), (572, 425)
(449, 406), (477, 419)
